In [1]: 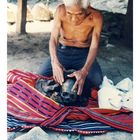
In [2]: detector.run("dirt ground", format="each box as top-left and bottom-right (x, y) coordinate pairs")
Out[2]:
(7, 32), (133, 84)
(7, 21), (133, 140)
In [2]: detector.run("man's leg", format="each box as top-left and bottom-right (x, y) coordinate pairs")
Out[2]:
(86, 59), (103, 89)
(38, 57), (53, 76)
(82, 59), (103, 97)
(38, 45), (71, 77)
(73, 58), (103, 97)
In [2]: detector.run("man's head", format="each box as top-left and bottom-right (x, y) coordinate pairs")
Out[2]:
(63, 0), (90, 10)
(63, 0), (90, 25)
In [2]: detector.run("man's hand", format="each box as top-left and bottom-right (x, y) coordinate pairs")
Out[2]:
(68, 69), (88, 96)
(52, 61), (65, 85)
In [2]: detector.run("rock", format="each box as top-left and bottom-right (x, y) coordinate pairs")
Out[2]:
(84, 131), (132, 140)
(8, 132), (24, 140)
(31, 3), (52, 21)
(7, 0), (17, 4)
(7, 3), (17, 23)
(106, 43), (115, 48)
(106, 0), (128, 14)
(47, 8), (54, 19)
(90, 0), (128, 14)
(7, 3), (33, 23)
(26, 5), (33, 22)
(14, 127), (49, 140)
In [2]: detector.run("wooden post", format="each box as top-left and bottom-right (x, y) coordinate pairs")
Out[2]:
(16, 0), (27, 34)
(124, 0), (133, 48)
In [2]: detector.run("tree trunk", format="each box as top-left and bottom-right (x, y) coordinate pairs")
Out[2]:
(16, 0), (27, 34)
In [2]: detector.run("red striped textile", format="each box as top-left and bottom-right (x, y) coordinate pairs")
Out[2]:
(7, 69), (38, 86)
(7, 69), (51, 87)
(7, 70), (133, 133)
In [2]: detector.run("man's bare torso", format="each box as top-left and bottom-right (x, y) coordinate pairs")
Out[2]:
(57, 4), (101, 48)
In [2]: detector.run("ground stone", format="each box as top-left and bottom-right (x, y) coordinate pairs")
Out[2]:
(14, 127), (49, 140)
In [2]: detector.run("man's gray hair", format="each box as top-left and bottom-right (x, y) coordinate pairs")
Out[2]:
(63, 0), (90, 9)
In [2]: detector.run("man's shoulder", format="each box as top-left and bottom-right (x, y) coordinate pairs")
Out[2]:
(55, 4), (66, 17)
(56, 4), (65, 10)
(88, 6), (103, 21)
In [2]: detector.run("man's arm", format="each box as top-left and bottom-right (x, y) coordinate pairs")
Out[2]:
(49, 5), (65, 85)
(81, 12), (103, 75)
(69, 11), (103, 95)
(49, 6), (61, 64)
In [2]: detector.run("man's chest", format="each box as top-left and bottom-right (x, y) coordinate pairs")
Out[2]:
(61, 21), (93, 41)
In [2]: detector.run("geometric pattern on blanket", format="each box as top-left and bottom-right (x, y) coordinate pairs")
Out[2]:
(8, 114), (117, 135)
(7, 69), (133, 134)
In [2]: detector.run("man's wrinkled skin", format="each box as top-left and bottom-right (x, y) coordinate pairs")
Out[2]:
(49, 4), (103, 96)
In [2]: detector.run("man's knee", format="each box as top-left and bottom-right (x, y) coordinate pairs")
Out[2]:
(92, 74), (103, 88)
(87, 60), (103, 88)
(38, 57), (52, 76)
(87, 72), (103, 89)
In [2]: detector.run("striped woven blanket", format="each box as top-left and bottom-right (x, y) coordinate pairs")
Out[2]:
(8, 114), (117, 134)
(7, 70), (133, 134)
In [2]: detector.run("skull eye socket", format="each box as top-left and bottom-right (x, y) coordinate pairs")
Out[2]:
(62, 92), (69, 97)
(70, 94), (75, 99)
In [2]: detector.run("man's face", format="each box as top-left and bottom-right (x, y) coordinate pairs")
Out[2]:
(66, 5), (86, 25)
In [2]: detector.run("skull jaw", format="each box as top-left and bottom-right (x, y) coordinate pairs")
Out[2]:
(61, 91), (77, 105)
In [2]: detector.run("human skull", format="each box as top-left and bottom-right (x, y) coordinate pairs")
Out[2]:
(61, 78), (77, 105)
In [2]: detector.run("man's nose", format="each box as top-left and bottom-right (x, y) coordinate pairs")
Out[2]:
(71, 15), (77, 22)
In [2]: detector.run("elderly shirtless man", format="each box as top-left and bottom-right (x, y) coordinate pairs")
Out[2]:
(39, 0), (103, 98)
